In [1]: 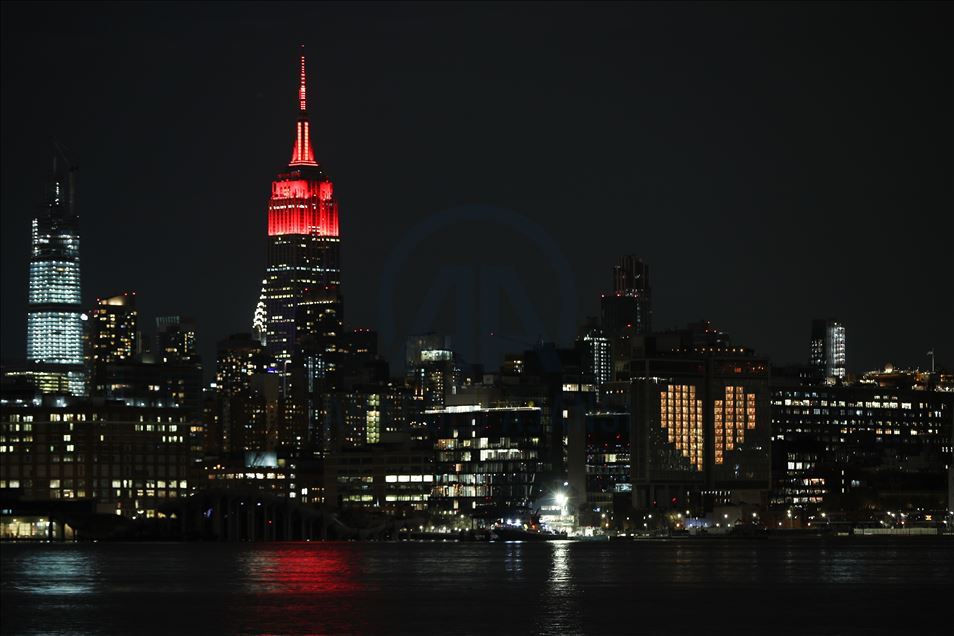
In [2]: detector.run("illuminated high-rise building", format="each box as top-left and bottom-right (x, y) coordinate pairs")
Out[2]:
(253, 49), (342, 366)
(214, 333), (274, 454)
(89, 292), (139, 365)
(576, 318), (611, 392)
(155, 315), (198, 363)
(406, 334), (458, 410)
(25, 148), (86, 396)
(809, 318), (846, 384)
(87, 292), (139, 397)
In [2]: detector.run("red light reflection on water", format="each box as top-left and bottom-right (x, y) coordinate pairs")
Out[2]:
(236, 544), (367, 634)
(244, 544), (363, 595)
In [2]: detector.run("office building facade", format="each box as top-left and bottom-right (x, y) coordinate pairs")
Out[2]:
(427, 405), (548, 520)
(577, 319), (612, 394)
(770, 383), (953, 510)
(0, 400), (191, 519)
(567, 410), (631, 527)
(629, 343), (771, 512)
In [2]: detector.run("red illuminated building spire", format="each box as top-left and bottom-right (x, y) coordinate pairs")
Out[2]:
(257, 49), (342, 364)
(267, 47), (339, 237)
(289, 45), (317, 167)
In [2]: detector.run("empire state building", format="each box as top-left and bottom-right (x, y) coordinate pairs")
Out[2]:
(253, 50), (342, 367)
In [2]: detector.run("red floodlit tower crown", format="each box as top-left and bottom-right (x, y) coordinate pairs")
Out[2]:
(289, 47), (317, 167)
(266, 47), (339, 237)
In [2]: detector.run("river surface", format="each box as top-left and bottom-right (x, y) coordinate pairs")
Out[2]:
(2, 538), (952, 635)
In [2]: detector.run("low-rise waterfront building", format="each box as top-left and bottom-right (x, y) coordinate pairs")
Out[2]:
(0, 398), (191, 519)
(324, 443), (434, 514)
(770, 382), (953, 511)
(427, 404), (548, 521)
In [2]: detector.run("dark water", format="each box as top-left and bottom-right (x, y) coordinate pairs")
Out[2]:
(2, 538), (952, 635)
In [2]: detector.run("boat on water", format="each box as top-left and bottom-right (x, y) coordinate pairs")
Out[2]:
(490, 526), (568, 541)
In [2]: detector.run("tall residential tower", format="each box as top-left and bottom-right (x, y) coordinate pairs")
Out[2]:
(25, 148), (86, 396)
(253, 49), (342, 366)
(809, 318), (846, 384)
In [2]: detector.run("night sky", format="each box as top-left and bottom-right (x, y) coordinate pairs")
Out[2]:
(2, 2), (951, 374)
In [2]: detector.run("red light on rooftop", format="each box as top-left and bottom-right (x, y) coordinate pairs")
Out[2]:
(298, 53), (307, 112)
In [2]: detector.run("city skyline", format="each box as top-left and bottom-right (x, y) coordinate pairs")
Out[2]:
(2, 2), (951, 375)
(1, 6), (952, 634)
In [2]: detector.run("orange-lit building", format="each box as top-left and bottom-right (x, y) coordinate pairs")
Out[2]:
(629, 334), (771, 513)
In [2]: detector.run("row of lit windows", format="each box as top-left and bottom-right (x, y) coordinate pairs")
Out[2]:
(442, 461), (544, 474)
(0, 478), (188, 489)
(208, 472), (289, 481)
(434, 485), (495, 498)
(774, 424), (943, 437)
(777, 400), (925, 411)
(775, 396), (944, 409)
(384, 494), (428, 502)
(3, 412), (187, 424)
(436, 436), (541, 450)
(384, 474), (434, 483)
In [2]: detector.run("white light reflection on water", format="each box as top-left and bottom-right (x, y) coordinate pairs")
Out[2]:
(12, 548), (98, 596)
(539, 541), (582, 635)
(239, 548), (282, 594)
(504, 540), (525, 579)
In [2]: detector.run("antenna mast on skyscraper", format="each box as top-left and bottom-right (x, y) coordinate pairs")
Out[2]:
(52, 139), (78, 216)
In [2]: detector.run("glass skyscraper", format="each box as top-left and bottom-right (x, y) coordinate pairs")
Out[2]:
(25, 150), (86, 395)
(810, 318), (847, 384)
